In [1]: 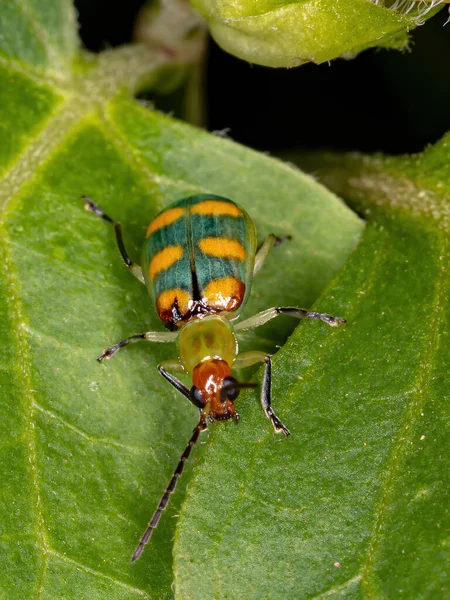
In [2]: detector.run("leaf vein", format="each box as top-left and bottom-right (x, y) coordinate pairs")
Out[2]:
(100, 109), (206, 198)
(13, 0), (67, 73)
(49, 550), (152, 598)
(34, 554), (48, 600)
(32, 401), (155, 455)
(0, 45), (175, 217)
(0, 232), (50, 594)
(308, 573), (362, 599)
(0, 53), (69, 88)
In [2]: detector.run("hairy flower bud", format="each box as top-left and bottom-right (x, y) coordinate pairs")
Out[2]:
(191, 0), (446, 67)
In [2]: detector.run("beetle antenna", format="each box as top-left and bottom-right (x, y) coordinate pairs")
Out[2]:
(131, 415), (207, 562)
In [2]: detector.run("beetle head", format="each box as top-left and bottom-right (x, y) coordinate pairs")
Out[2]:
(191, 359), (255, 422)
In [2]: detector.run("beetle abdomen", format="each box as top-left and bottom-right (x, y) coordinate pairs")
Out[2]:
(143, 194), (257, 329)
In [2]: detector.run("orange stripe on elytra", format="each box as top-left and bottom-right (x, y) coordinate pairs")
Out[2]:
(202, 277), (244, 312)
(156, 289), (191, 316)
(146, 207), (184, 236)
(199, 237), (246, 260)
(149, 246), (183, 280)
(191, 200), (242, 217)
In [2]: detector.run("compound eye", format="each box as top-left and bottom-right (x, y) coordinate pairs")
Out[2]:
(222, 376), (240, 401)
(190, 385), (204, 408)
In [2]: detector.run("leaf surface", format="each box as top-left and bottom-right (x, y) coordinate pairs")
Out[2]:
(0, 3), (361, 598)
(174, 141), (450, 598)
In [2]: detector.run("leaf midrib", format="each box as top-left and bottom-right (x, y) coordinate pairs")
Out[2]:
(0, 45), (174, 216)
(1, 227), (49, 596)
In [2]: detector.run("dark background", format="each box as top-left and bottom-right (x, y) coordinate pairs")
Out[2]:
(74, 0), (450, 155)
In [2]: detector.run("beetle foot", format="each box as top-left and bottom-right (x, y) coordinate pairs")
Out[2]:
(82, 196), (102, 215)
(97, 345), (119, 362)
(273, 234), (292, 247)
(324, 315), (347, 327)
(272, 416), (290, 437)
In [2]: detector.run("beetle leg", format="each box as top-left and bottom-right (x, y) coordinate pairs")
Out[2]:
(262, 355), (290, 436)
(158, 360), (205, 410)
(235, 306), (346, 332)
(98, 330), (177, 361)
(82, 196), (145, 284)
(253, 234), (291, 276)
(234, 351), (290, 436)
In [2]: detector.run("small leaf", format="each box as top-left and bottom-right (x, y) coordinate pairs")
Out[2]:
(0, 2), (361, 597)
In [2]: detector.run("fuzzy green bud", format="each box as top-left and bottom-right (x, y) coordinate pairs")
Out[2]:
(191, 0), (446, 67)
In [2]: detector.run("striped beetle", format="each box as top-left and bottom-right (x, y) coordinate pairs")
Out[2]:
(83, 194), (345, 561)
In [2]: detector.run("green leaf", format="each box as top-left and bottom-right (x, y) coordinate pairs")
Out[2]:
(191, 0), (445, 67)
(0, 2), (361, 598)
(174, 140), (450, 597)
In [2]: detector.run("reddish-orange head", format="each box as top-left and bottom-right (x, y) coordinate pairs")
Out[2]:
(192, 359), (241, 422)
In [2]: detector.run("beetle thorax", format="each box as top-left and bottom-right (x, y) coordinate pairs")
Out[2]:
(177, 315), (238, 374)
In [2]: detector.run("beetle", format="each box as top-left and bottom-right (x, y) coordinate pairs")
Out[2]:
(82, 193), (346, 561)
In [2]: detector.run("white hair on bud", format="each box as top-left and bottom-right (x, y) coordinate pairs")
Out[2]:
(367, 0), (446, 25)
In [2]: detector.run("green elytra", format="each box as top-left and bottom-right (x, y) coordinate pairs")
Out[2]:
(82, 194), (346, 562)
(141, 194), (257, 326)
